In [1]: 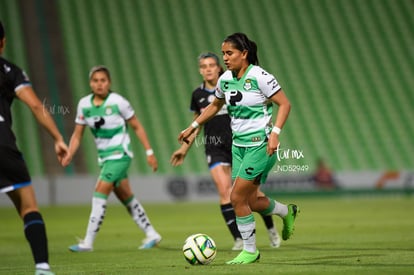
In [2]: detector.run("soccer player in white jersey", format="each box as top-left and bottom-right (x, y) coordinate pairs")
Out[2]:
(62, 66), (162, 251)
(179, 33), (299, 264)
(171, 52), (281, 250)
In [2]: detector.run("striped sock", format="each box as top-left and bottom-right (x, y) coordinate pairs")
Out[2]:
(83, 195), (107, 246)
(23, 211), (49, 264)
(236, 214), (256, 253)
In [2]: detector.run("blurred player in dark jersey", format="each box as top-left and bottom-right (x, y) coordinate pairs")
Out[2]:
(0, 20), (69, 275)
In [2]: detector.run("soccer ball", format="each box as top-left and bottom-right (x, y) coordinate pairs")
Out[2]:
(182, 233), (217, 265)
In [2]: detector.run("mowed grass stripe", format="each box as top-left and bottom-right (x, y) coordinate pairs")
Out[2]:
(0, 196), (413, 274)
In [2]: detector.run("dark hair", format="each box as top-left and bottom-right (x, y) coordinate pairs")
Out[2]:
(197, 52), (224, 75)
(223, 32), (259, 65)
(198, 52), (220, 65)
(89, 65), (111, 80)
(0, 20), (5, 40)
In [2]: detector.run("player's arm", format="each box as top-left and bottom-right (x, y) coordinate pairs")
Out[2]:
(61, 124), (85, 167)
(178, 97), (224, 144)
(127, 115), (158, 172)
(267, 89), (291, 155)
(16, 86), (69, 163)
(170, 112), (201, 166)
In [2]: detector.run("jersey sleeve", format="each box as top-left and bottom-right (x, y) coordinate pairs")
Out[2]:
(75, 99), (87, 125)
(118, 95), (135, 120)
(190, 91), (199, 113)
(3, 60), (32, 94)
(257, 69), (281, 98)
(215, 77), (225, 99)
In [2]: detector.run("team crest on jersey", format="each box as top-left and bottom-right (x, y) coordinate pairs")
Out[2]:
(243, 79), (252, 90)
(105, 106), (113, 115)
(208, 94), (215, 103)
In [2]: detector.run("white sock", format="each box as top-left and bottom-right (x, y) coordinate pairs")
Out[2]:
(83, 196), (107, 247)
(35, 263), (50, 270)
(126, 197), (157, 236)
(271, 200), (288, 218)
(236, 214), (256, 253)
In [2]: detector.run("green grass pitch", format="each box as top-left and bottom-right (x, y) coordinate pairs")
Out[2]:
(1, 195), (413, 274)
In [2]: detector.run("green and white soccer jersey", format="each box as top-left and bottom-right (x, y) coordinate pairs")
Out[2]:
(75, 92), (135, 164)
(215, 64), (281, 147)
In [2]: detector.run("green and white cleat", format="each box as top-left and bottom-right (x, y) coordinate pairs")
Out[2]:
(282, 204), (299, 240)
(226, 249), (260, 264)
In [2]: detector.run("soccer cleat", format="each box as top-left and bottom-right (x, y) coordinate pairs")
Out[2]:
(268, 228), (281, 248)
(226, 249), (260, 264)
(139, 233), (162, 249)
(35, 269), (55, 275)
(232, 237), (243, 251)
(282, 204), (299, 240)
(68, 240), (93, 252)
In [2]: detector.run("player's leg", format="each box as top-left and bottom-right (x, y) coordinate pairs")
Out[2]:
(249, 191), (299, 242)
(114, 178), (161, 249)
(209, 163), (242, 250)
(69, 179), (112, 252)
(248, 147), (299, 241)
(8, 186), (54, 274)
(258, 200), (299, 241)
(257, 189), (281, 248)
(226, 145), (260, 264)
(226, 176), (261, 264)
(69, 156), (134, 252)
(2, 146), (54, 274)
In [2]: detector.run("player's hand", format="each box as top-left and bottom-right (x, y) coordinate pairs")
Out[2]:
(147, 155), (158, 172)
(170, 148), (187, 166)
(60, 149), (73, 167)
(61, 153), (72, 167)
(178, 126), (196, 144)
(267, 132), (280, 156)
(55, 140), (70, 165)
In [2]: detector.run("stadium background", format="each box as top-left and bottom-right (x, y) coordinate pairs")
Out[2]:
(0, 0), (413, 203)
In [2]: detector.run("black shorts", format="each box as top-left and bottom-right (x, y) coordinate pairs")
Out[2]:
(205, 143), (232, 169)
(0, 146), (31, 193)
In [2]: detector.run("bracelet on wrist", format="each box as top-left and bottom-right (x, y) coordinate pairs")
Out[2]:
(272, 126), (281, 135)
(191, 121), (199, 129)
(146, 149), (154, 156)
